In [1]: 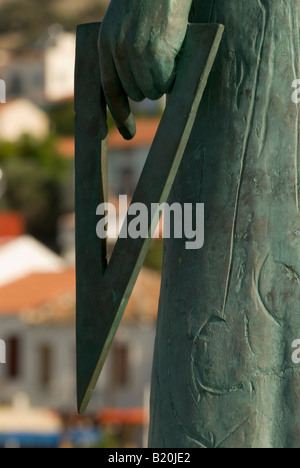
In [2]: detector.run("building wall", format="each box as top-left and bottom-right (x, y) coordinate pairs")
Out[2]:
(0, 317), (76, 410)
(0, 99), (49, 141)
(0, 316), (156, 413)
(2, 32), (76, 105)
(44, 33), (75, 102)
(91, 323), (156, 411)
(2, 61), (44, 103)
(108, 148), (148, 197)
(23, 324), (76, 410)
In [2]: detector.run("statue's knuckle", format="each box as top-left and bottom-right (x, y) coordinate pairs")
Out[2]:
(149, 40), (161, 60)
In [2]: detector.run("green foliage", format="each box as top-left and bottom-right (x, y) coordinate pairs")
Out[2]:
(48, 101), (75, 136)
(48, 101), (116, 137)
(0, 134), (67, 174)
(0, 135), (71, 248)
(95, 431), (120, 448)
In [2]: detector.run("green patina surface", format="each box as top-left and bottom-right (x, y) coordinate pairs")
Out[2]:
(76, 0), (300, 448)
(149, 0), (300, 449)
(75, 22), (223, 415)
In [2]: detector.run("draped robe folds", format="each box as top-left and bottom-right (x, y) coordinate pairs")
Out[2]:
(149, 0), (300, 448)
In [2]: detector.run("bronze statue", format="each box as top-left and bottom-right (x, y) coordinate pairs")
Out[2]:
(79, 0), (300, 448)
(98, 0), (194, 139)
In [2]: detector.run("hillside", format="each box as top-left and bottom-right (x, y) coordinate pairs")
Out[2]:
(0, 0), (110, 52)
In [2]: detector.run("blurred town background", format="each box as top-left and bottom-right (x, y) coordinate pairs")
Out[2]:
(0, 0), (165, 448)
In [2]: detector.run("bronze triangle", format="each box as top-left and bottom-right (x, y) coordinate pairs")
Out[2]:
(75, 22), (224, 413)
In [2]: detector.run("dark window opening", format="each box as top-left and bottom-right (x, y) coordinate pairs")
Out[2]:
(6, 336), (20, 379)
(39, 345), (52, 389)
(9, 74), (23, 97)
(112, 343), (129, 388)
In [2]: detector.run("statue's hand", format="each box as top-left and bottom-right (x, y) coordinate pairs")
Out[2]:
(98, 0), (192, 139)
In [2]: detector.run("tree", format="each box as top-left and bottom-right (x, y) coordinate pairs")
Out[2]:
(0, 135), (71, 249)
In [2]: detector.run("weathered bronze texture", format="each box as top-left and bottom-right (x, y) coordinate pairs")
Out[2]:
(75, 22), (224, 414)
(149, 1), (300, 449)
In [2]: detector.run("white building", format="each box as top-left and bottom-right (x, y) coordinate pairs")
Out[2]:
(0, 235), (66, 287)
(0, 266), (160, 414)
(0, 99), (50, 142)
(43, 30), (76, 103)
(1, 27), (75, 105)
(0, 270), (77, 411)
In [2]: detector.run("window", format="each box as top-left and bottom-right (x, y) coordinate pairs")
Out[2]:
(39, 345), (52, 389)
(32, 71), (43, 87)
(120, 165), (135, 196)
(9, 74), (23, 97)
(6, 336), (20, 378)
(112, 343), (129, 388)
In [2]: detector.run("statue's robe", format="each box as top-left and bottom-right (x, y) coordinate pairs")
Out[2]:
(149, 0), (300, 448)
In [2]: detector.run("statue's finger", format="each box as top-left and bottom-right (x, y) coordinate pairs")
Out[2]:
(113, 54), (145, 103)
(99, 51), (136, 140)
(130, 56), (163, 100)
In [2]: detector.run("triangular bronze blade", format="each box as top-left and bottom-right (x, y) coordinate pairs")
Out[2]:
(75, 22), (224, 414)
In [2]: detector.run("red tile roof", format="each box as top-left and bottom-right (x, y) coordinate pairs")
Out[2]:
(0, 269), (75, 314)
(0, 267), (160, 324)
(108, 117), (159, 150)
(57, 117), (160, 158)
(0, 212), (25, 237)
(97, 407), (149, 425)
